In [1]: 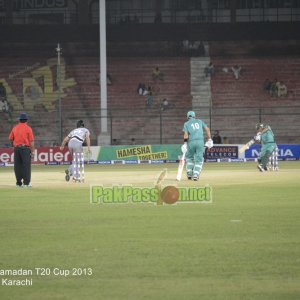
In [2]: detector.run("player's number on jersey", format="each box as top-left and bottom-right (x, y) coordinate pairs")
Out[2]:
(191, 123), (200, 130)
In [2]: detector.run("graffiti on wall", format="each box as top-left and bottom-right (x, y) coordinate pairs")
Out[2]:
(0, 57), (76, 113)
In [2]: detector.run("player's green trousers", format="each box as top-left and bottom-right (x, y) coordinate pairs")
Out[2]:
(258, 143), (277, 168)
(186, 140), (205, 178)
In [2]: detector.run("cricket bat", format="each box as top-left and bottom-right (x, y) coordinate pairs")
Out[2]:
(176, 152), (186, 181)
(155, 169), (167, 206)
(239, 139), (255, 154)
(156, 169), (167, 186)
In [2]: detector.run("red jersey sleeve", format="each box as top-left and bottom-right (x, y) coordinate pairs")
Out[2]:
(9, 128), (15, 141)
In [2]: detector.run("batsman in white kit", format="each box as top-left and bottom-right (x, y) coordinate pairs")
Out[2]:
(60, 120), (91, 182)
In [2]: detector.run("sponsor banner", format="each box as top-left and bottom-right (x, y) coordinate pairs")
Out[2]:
(245, 144), (300, 160)
(98, 145), (181, 161)
(124, 160), (139, 164)
(140, 160), (150, 164)
(231, 158), (246, 162)
(0, 147), (70, 164)
(1, 144), (299, 165)
(206, 146), (239, 159)
(150, 160), (165, 164)
(0, 148), (13, 163)
(112, 160), (124, 165)
(0, 0), (68, 11)
(0, 146), (100, 164)
(45, 162), (71, 165)
(97, 161), (112, 165)
(46, 162), (60, 165)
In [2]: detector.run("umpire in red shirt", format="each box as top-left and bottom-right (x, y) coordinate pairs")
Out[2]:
(9, 112), (35, 187)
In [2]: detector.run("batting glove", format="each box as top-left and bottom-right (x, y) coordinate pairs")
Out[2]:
(254, 132), (262, 142)
(205, 139), (214, 149)
(181, 143), (187, 154)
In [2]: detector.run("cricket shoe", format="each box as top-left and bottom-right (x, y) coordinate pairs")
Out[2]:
(187, 173), (193, 180)
(257, 164), (265, 172)
(193, 175), (199, 181)
(65, 169), (70, 182)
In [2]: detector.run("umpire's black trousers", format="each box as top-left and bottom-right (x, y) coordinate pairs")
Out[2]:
(14, 146), (31, 186)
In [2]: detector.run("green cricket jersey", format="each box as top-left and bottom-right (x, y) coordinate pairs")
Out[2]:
(261, 126), (276, 145)
(183, 118), (207, 142)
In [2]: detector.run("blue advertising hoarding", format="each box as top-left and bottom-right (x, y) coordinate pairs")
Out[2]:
(245, 144), (300, 160)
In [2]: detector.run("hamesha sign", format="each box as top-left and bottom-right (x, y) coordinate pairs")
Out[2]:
(116, 145), (167, 160)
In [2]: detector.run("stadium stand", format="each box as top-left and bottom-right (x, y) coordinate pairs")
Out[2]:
(0, 54), (192, 146)
(1, 38), (300, 145)
(65, 56), (191, 145)
(210, 55), (300, 143)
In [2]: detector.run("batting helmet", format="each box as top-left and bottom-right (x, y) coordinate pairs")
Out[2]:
(255, 123), (264, 130)
(77, 120), (84, 128)
(187, 111), (196, 119)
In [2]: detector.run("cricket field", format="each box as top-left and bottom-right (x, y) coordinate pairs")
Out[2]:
(0, 162), (300, 300)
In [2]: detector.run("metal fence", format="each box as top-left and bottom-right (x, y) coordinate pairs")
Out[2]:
(2, 105), (299, 147)
(3, 105), (298, 147)
(106, 106), (300, 145)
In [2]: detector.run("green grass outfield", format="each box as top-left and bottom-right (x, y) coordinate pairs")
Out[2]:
(0, 162), (300, 300)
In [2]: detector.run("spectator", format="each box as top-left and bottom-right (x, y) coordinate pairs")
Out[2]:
(0, 99), (9, 112)
(270, 78), (278, 97)
(182, 40), (190, 53)
(131, 138), (136, 145)
(137, 83), (146, 95)
(223, 136), (229, 144)
(152, 67), (164, 81)
(222, 67), (229, 74)
(263, 78), (272, 92)
(231, 65), (242, 80)
(96, 73), (112, 85)
(203, 42), (210, 57)
(188, 41), (198, 51)
(212, 130), (222, 144)
(107, 73), (112, 85)
(278, 81), (288, 97)
(143, 85), (154, 96)
(197, 41), (205, 56)
(160, 98), (169, 111)
(204, 62), (215, 77)
(0, 82), (7, 100)
(182, 40), (202, 55)
(146, 90), (154, 107)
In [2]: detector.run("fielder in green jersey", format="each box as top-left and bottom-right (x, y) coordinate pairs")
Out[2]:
(182, 111), (212, 181)
(255, 123), (277, 172)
